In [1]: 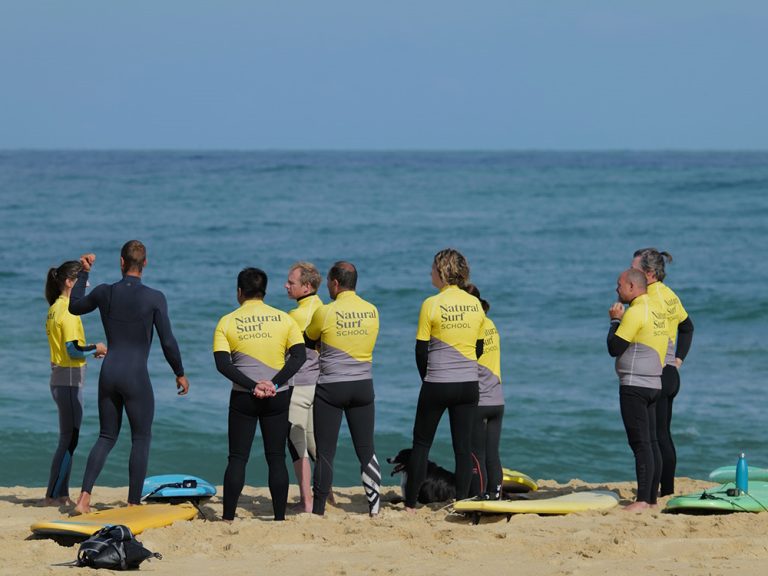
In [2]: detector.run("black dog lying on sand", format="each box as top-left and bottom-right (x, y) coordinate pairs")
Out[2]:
(387, 448), (457, 504)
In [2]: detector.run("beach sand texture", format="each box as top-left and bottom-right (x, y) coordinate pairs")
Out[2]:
(3, 478), (767, 575)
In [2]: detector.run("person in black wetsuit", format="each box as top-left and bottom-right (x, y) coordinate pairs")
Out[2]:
(69, 241), (190, 514)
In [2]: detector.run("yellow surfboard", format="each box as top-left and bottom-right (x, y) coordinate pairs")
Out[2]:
(454, 490), (619, 516)
(502, 468), (538, 493)
(31, 502), (199, 538)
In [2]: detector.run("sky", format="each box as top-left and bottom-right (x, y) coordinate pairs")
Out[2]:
(2, 1), (767, 150)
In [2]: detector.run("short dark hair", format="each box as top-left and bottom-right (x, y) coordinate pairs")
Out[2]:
(121, 240), (146, 272)
(328, 261), (357, 290)
(625, 267), (648, 290)
(238, 267), (268, 299)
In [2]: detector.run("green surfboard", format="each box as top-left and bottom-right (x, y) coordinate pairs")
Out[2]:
(708, 465), (768, 483)
(666, 481), (768, 514)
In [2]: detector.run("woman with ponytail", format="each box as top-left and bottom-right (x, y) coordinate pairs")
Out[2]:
(405, 249), (485, 510)
(43, 255), (106, 506)
(464, 284), (505, 500)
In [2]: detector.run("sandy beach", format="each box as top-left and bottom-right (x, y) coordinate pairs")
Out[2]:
(2, 477), (767, 575)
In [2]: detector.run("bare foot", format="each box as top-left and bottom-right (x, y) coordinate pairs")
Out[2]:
(291, 501), (313, 514)
(405, 506), (417, 514)
(623, 501), (651, 512)
(74, 492), (91, 515)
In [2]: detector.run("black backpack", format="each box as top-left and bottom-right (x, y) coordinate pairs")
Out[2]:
(76, 525), (162, 570)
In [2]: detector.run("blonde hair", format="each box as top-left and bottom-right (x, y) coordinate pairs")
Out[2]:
(433, 248), (470, 289)
(289, 261), (322, 291)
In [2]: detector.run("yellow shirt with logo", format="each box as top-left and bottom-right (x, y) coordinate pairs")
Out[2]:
(614, 293), (668, 389)
(647, 281), (689, 366)
(288, 294), (323, 387)
(416, 285), (486, 383)
(46, 296), (87, 368)
(213, 299), (304, 393)
(478, 316), (504, 406)
(305, 290), (379, 384)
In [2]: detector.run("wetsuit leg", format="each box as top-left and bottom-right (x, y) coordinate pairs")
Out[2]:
(81, 379), (124, 495)
(46, 386), (83, 499)
(484, 405), (504, 499)
(312, 384), (344, 515)
(223, 391), (259, 521)
(343, 381), (379, 514)
(620, 385), (660, 504)
(471, 404), (504, 499)
(657, 365), (681, 495)
(288, 384), (315, 461)
(259, 389), (292, 521)
(405, 382), (448, 508)
(123, 381), (155, 504)
(447, 382), (479, 500)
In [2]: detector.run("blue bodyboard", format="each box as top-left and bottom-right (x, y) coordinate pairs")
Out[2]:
(142, 474), (216, 501)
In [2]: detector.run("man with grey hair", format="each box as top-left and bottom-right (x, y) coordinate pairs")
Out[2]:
(284, 262), (323, 512)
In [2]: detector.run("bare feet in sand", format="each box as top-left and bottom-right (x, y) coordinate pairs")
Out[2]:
(623, 501), (651, 512)
(74, 492), (91, 515)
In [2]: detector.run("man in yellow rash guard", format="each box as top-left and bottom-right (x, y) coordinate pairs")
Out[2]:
(284, 261), (323, 513)
(632, 248), (694, 496)
(405, 249), (485, 510)
(213, 267), (306, 521)
(607, 268), (668, 512)
(304, 261), (380, 516)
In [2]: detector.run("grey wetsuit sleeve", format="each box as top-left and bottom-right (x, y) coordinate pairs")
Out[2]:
(607, 320), (630, 357)
(675, 316), (694, 360)
(214, 351), (258, 392)
(272, 343), (307, 388)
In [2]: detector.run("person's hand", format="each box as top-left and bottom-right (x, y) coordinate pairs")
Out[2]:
(674, 357), (683, 369)
(609, 302), (625, 320)
(176, 375), (190, 395)
(93, 343), (107, 358)
(253, 381), (277, 398)
(79, 253), (96, 272)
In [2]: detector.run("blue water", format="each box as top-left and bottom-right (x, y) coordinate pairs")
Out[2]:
(1, 150), (767, 490)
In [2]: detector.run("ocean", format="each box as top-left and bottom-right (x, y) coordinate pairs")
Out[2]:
(1, 150), (766, 492)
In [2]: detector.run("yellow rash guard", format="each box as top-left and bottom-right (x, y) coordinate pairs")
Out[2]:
(46, 296), (87, 368)
(305, 290), (379, 384)
(478, 316), (503, 406)
(416, 285), (485, 383)
(213, 299), (304, 393)
(647, 281), (689, 366)
(614, 293), (668, 389)
(287, 294), (323, 387)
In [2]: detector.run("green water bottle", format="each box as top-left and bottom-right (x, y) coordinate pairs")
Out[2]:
(735, 452), (748, 495)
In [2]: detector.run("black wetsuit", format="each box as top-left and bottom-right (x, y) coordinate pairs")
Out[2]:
(70, 271), (184, 504)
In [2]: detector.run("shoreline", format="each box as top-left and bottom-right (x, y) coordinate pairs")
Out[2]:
(3, 477), (767, 575)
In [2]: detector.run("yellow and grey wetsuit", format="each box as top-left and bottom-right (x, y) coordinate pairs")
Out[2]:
(305, 290), (380, 515)
(471, 315), (505, 498)
(286, 293), (322, 461)
(406, 285), (485, 507)
(45, 295), (93, 499)
(646, 280), (694, 495)
(607, 293), (668, 504)
(213, 299), (306, 521)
